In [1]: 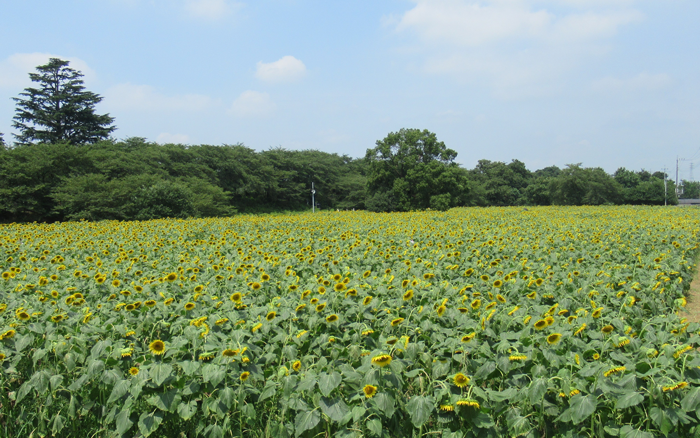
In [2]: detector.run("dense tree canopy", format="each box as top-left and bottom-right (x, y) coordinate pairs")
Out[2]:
(12, 58), (116, 145)
(365, 128), (471, 211)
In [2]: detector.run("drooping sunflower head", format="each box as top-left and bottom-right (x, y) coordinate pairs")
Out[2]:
(222, 348), (237, 357)
(453, 373), (470, 388)
(461, 333), (476, 343)
(371, 354), (392, 367)
(148, 340), (166, 355)
(391, 317), (404, 327)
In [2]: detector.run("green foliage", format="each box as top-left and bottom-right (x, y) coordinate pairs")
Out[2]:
(12, 58), (116, 146)
(680, 180), (700, 199)
(365, 129), (469, 211)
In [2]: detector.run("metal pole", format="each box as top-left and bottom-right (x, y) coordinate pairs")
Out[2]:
(311, 182), (315, 213)
(663, 167), (667, 206)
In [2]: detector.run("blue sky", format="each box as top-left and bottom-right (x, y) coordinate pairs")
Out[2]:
(1, 0), (698, 176)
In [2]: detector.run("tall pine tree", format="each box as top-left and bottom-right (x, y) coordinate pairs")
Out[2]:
(12, 58), (116, 145)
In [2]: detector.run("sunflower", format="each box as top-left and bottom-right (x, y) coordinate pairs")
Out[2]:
(292, 360), (302, 372)
(362, 296), (373, 305)
(111, 279), (121, 288)
(493, 280), (503, 288)
(1, 330), (15, 339)
(164, 298), (174, 305)
(334, 283), (346, 292)
(51, 315), (64, 323)
(252, 323), (263, 333)
(184, 302), (195, 311)
(461, 333), (476, 343)
(129, 367), (139, 376)
(534, 319), (547, 330)
(526, 291), (536, 299)
(222, 349), (237, 357)
(266, 311), (277, 322)
(144, 300), (156, 307)
(535, 278), (544, 286)
(403, 290), (414, 300)
(437, 305), (446, 317)
(601, 325), (614, 334)
(439, 405), (454, 412)
(546, 333), (562, 345)
(464, 268), (474, 277)
(316, 303), (327, 312)
(310, 298), (319, 305)
(480, 275), (489, 282)
(391, 317), (404, 326)
(453, 373), (470, 388)
(363, 270), (371, 278)
(251, 282), (262, 290)
(371, 354), (392, 367)
(326, 314), (339, 323)
(17, 311), (30, 322)
(240, 371), (251, 382)
(363, 384), (378, 398)
(591, 308), (603, 318)
(148, 340), (166, 355)
(165, 272), (178, 282)
(295, 304), (306, 312)
(318, 286), (326, 294)
(456, 399), (479, 408)
(496, 294), (506, 303)
(470, 299), (481, 310)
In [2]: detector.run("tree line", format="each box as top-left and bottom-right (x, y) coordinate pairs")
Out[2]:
(0, 58), (682, 223)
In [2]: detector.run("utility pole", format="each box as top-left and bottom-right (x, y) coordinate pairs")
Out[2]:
(663, 167), (668, 206)
(311, 182), (315, 213)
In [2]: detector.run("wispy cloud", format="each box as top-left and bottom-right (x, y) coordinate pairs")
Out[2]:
(394, 0), (644, 98)
(0, 53), (96, 89)
(103, 83), (213, 111)
(183, 0), (242, 20)
(156, 132), (191, 144)
(229, 90), (276, 117)
(255, 56), (307, 83)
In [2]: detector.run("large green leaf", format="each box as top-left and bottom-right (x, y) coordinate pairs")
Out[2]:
(615, 392), (644, 410)
(294, 410), (320, 437)
(318, 372), (342, 396)
(138, 411), (163, 437)
(373, 393), (395, 418)
(147, 389), (181, 412)
(115, 409), (132, 435)
(319, 396), (349, 423)
(406, 395), (433, 427)
(201, 364), (226, 387)
(150, 363), (173, 386)
(681, 387), (700, 412)
(107, 380), (130, 405)
(649, 407), (673, 436)
(177, 400), (198, 421)
(366, 418), (382, 436)
(619, 425), (654, 438)
(569, 394), (596, 425)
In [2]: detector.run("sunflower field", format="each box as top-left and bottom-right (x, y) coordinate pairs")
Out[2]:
(1, 206), (700, 438)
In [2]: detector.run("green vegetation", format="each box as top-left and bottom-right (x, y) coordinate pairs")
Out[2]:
(0, 207), (698, 437)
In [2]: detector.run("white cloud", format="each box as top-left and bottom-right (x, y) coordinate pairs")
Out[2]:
(229, 90), (275, 117)
(183, 0), (240, 20)
(103, 83), (212, 111)
(394, 0), (644, 98)
(255, 56), (307, 83)
(156, 132), (191, 144)
(0, 53), (96, 89)
(592, 72), (671, 92)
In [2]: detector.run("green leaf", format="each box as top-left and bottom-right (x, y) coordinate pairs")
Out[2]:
(650, 407), (673, 436)
(298, 374), (317, 392)
(177, 400), (198, 421)
(318, 372), (342, 397)
(528, 378), (547, 404)
(615, 392), (644, 410)
(681, 387), (700, 412)
(115, 409), (133, 435)
(620, 425), (654, 438)
(373, 392), (395, 418)
(205, 424), (224, 438)
(352, 406), (366, 423)
(107, 380), (130, 405)
(569, 394), (597, 425)
(202, 364), (225, 387)
(150, 363), (173, 386)
(16, 381), (33, 403)
(180, 360), (200, 376)
(489, 387), (517, 403)
(472, 412), (495, 429)
(220, 387), (235, 409)
(406, 395), (433, 427)
(366, 418), (382, 436)
(259, 381), (278, 402)
(138, 411), (163, 437)
(49, 374), (63, 391)
(147, 389), (181, 412)
(294, 410), (320, 437)
(319, 396), (350, 423)
(51, 414), (65, 436)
